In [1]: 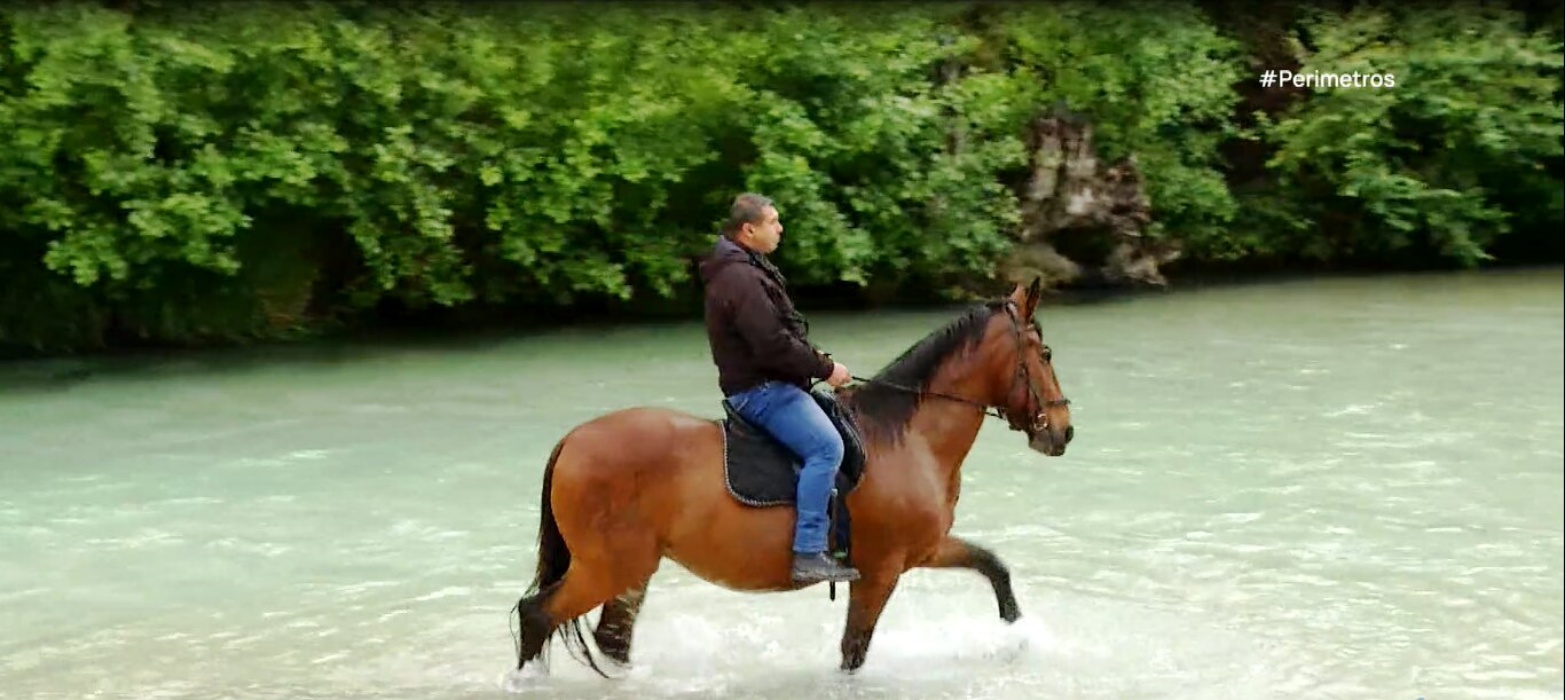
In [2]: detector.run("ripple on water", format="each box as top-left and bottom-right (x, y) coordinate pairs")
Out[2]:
(493, 587), (1300, 700)
(2, 270), (1560, 700)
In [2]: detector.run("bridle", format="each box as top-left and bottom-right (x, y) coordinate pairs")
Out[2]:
(847, 300), (1070, 438)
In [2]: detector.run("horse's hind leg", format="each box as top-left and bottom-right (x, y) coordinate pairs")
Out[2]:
(514, 585), (558, 668)
(593, 580), (649, 666)
(515, 431), (667, 676)
(521, 531), (660, 675)
(514, 561), (633, 677)
(915, 535), (1020, 622)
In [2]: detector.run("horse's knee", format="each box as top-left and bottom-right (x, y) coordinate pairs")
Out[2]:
(927, 539), (1019, 623)
(966, 545), (1021, 623)
(966, 542), (1011, 580)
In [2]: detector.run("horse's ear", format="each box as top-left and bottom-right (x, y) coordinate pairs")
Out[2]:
(1008, 279), (1029, 306)
(1024, 276), (1044, 317)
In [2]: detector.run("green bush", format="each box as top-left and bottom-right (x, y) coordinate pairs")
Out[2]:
(0, 2), (1558, 355)
(1255, 4), (1564, 266)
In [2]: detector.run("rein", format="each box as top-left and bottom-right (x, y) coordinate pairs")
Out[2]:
(837, 301), (1070, 436)
(845, 374), (1007, 419)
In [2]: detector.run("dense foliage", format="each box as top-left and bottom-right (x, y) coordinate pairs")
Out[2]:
(1, 1), (1559, 354)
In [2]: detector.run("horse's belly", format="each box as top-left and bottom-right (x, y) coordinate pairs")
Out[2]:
(595, 409), (841, 593)
(659, 451), (806, 592)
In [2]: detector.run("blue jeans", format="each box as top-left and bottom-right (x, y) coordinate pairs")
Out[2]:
(727, 381), (845, 555)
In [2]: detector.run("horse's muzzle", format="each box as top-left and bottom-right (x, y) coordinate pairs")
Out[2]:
(1030, 425), (1073, 457)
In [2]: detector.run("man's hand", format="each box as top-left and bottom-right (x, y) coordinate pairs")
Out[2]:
(826, 362), (852, 388)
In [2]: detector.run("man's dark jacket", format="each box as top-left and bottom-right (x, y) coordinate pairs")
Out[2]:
(700, 235), (835, 396)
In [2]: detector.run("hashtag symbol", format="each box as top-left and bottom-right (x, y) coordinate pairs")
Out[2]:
(1259, 70), (1277, 87)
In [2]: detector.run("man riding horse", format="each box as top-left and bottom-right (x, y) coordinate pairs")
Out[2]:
(697, 192), (861, 585)
(509, 191), (1073, 677)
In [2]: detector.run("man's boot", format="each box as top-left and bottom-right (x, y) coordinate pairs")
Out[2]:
(792, 552), (861, 583)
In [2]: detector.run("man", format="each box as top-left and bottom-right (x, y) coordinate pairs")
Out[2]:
(698, 192), (861, 585)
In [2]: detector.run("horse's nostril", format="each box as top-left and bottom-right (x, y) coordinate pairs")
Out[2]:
(1063, 426), (1075, 443)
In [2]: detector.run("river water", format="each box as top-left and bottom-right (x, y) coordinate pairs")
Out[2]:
(2, 268), (1560, 700)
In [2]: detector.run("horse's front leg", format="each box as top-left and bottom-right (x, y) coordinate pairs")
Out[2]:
(915, 535), (1020, 623)
(839, 569), (901, 673)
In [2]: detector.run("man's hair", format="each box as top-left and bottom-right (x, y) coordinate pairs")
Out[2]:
(722, 193), (775, 237)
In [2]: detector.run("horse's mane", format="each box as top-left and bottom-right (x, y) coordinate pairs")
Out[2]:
(842, 299), (1008, 445)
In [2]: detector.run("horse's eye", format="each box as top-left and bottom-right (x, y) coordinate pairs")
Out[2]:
(1041, 346), (1053, 362)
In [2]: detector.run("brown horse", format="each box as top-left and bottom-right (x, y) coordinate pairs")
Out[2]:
(512, 277), (1073, 677)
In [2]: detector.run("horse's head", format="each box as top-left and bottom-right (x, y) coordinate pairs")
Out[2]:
(981, 277), (1074, 456)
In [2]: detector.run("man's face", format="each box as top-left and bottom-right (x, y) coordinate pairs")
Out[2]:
(743, 206), (783, 254)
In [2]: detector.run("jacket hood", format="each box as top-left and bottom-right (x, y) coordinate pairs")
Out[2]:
(699, 235), (755, 285)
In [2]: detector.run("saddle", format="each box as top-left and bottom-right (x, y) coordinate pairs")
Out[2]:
(718, 389), (867, 562)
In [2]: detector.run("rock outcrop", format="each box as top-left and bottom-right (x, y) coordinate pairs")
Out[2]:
(999, 104), (1182, 290)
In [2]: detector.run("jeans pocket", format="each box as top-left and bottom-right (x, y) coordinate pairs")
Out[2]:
(730, 381), (779, 419)
(727, 392), (751, 414)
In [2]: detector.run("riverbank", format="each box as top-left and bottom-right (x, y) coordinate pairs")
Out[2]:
(5, 264), (1559, 391)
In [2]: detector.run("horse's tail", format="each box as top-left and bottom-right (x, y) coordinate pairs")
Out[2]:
(518, 435), (606, 677)
(527, 438), (571, 598)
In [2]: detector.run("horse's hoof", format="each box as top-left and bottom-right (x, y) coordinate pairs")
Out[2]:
(1001, 607), (1022, 624)
(839, 656), (867, 674)
(502, 663), (549, 692)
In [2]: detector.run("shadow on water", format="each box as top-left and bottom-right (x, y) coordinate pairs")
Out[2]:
(3, 264), (1557, 398)
(0, 319), (633, 397)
